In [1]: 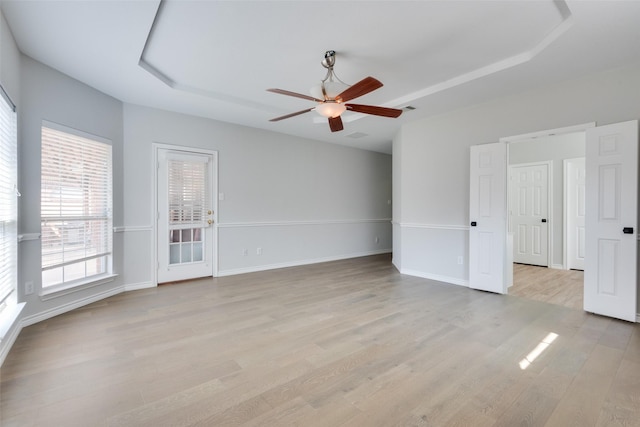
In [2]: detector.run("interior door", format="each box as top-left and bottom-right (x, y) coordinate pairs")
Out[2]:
(157, 148), (216, 283)
(566, 158), (585, 270)
(510, 163), (549, 266)
(584, 120), (638, 322)
(469, 142), (507, 294)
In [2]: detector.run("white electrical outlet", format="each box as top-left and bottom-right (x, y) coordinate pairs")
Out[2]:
(457, 256), (463, 265)
(242, 248), (248, 256)
(25, 281), (34, 295)
(257, 247), (262, 255)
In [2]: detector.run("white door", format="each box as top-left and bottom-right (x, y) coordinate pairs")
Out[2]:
(157, 148), (216, 283)
(469, 142), (507, 294)
(566, 158), (585, 270)
(584, 120), (637, 322)
(510, 163), (549, 266)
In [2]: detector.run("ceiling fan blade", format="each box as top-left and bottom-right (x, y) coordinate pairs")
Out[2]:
(328, 116), (344, 132)
(269, 108), (315, 122)
(267, 88), (323, 102)
(335, 76), (383, 103)
(346, 104), (403, 118)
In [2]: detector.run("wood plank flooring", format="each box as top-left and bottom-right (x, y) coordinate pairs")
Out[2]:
(510, 264), (584, 310)
(1, 254), (638, 426)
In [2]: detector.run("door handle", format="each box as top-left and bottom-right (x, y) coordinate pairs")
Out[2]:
(470, 222), (477, 227)
(623, 227), (634, 234)
(541, 219), (547, 223)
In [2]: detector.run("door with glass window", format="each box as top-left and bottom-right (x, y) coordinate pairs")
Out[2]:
(157, 148), (216, 283)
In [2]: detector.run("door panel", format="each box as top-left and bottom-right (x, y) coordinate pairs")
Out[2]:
(584, 120), (637, 322)
(157, 148), (216, 283)
(510, 163), (549, 266)
(469, 142), (507, 294)
(566, 158), (585, 270)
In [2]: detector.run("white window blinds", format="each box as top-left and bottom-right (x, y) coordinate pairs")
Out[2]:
(41, 124), (112, 288)
(168, 156), (209, 227)
(0, 87), (17, 307)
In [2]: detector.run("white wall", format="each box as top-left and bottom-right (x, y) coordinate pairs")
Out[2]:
(509, 132), (585, 267)
(123, 104), (392, 283)
(394, 61), (640, 291)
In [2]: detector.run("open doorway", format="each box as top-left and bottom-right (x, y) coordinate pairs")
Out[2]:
(505, 126), (589, 310)
(470, 121), (637, 321)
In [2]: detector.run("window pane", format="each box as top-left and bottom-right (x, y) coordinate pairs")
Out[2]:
(41, 124), (112, 288)
(169, 244), (180, 264)
(86, 257), (105, 277)
(181, 243), (192, 263)
(42, 267), (63, 288)
(193, 243), (203, 262)
(0, 87), (17, 306)
(64, 263), (86, 283)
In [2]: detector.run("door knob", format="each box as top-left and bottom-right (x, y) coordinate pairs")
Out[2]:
(208, 219), (213, 225)
(470, 222), (477, 227)
(208, 210), (212, 215)
(623, 227), (634, 234)
(541, 219), (547, 223)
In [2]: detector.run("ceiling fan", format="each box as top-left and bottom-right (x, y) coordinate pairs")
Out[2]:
(267, 51), (402, 132)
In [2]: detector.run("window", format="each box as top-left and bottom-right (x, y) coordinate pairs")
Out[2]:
(41, 123), (112, 289)
(168, 157), (208, 265)
(0, 86), (17, 310)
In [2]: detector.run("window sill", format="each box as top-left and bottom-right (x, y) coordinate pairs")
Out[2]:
(0, 301), (25, 341)
(40, 274), (118, 301)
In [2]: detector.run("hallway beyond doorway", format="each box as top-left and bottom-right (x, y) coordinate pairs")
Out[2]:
(510, 263), (583, 310)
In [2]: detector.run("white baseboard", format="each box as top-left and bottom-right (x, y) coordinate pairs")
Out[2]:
(21, 286), (125, 328)
(637, 313), (640, 323)
(124, 281), (155, 291)
(400, 268), (469, 287)
(218, 249), (391, 277)
(550, 264), (565, 270)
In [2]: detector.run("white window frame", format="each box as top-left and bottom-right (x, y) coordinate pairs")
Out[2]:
(40, 121), (114, 295)
(0, 84), (18, 313)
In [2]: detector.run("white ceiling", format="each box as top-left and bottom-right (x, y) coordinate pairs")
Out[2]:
(2, 0), (640, 154)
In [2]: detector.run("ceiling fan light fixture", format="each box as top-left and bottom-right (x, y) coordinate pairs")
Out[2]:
(315, 102), (346, 118)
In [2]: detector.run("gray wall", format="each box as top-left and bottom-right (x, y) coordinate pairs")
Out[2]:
(122, 104), (392, 284)
(1, 4), (392, 357)
(18, 55), (125, 320)
(393, 60), (640, 308)
(509, 132), (585, 267)
(0, 8), (19, 103)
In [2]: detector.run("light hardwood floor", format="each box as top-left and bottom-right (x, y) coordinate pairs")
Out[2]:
(1, 255), (639, 426)
(510, 264), (584, 310)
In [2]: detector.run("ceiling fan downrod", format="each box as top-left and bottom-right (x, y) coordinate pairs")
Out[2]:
(317, 50), (348, 101)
